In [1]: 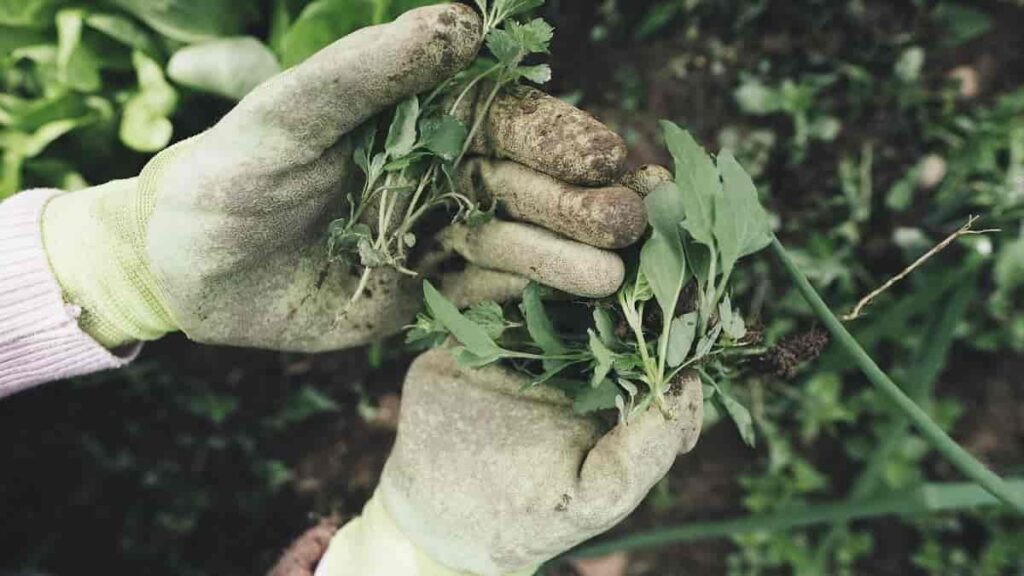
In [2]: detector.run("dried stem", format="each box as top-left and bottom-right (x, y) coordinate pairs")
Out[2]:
(842, 215), (999, 321)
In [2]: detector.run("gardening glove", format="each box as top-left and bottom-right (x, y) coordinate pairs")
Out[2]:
(315, 348), (704, 576)
(39, 4), (646, 353)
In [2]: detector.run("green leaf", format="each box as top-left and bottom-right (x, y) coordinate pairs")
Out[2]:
(498, 0), (544, 20)
(711, 380), (756, 448)
(521, 283), (567, 355)
(279, 0), (376, 67)
(588, 329), (615, 387)
(120, 51), (177, 152)
(405, 312), (448, 349)
(666, 312), (698, 368)
(0, 0), (57, 29)
(465, 301), (508, 341)
(168, 37), (281, 101)
(419, 114), (467, 162)
(486, 28), (520, 65)
(108, 0), (259, 44)
(385, 95), (419, 158)
(85, 13), (159, 54)
(423, 281), (504, 361)
(516, 63), (551, 84)
(506, 18), (553, 54)
(56, 9), (102, 92)
(640, 181), (688, 315)
(593, 308), (618, 347)
(661, 121), (720, 249)
(573, 378), (621, 415)
(718, 296), (747, 340)
(714, 150), (772, 277)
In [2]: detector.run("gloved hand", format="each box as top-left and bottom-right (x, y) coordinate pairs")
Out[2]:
(315, 348), (703, 576)
(40, 4), (646, 352)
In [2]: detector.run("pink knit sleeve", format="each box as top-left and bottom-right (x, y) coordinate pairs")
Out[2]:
(0, 189), (140, 399)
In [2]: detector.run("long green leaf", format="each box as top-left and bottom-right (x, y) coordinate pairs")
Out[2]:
(640, 181), (687, 315)
(423, 281), (503, 361)
(564, 480), (1024, 560)
(661, 120), (719, 249)
(772, 237), (1024, 514)
(521, 283), (567, 355)
(715, 151), (772, 277)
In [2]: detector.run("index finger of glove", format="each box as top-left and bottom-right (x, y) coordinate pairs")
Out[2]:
(219, 4), (482, 160)
(456, 85), (628, 186)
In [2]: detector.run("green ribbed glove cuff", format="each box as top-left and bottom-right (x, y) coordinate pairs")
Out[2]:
(41, 176), (177, 349)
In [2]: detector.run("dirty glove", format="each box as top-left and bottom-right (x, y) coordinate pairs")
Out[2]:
(39, 4), (645, 353)
(315, 348), (703, 576)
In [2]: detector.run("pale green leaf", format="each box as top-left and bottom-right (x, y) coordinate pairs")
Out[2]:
(465, 301), (508, 341)
(661, 121), (720, 250)
(666, 312), (698, 368)
(56, 9), (101, 92)
(0, 0), (57, 29)
(419, 114), (467, 162)
(386, 96), (419, 158)
(423, 281), (503, 361)
(168, 37), (281, 101)
(108, 0), (259, 44)
(712, 380), (756, 448)
(640, 181), (688, 315)
(120, 51), (177, 152)
(521, 283), (567, 355)
(593, 308), (618, 347)
(279, 0), (376, 67)
(517, 64), (551, 84)
(588, 329), (615, 388)
(85, 13), (158, 53)
(715, 150), (772, 277)
(573, 378), (620, 415)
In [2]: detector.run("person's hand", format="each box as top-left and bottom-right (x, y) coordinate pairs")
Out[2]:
(314, 348), (703, 575)
(39, 4), (646, 353)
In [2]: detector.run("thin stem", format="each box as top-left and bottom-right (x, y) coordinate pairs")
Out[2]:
(771, 236), (1024, 514)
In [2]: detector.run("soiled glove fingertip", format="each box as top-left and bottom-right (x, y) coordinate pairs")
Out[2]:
(398, 3), (483, 81)
(486, 87), (628, 186)
(666, 370), (704, 454)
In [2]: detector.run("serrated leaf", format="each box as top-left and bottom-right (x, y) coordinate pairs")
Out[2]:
(521, 283), (567, 355)
(385, 95), (419, 158)
(588, 329), (615, 388)
(667, 312), (698, 367)
(423, 281), (505, 361)
(465, 301), (508, 341)
(661, 121), (720, 250)
(715, 151), (772, 277)
(640, 181), (688, 315)
(486, 28), (520, 65)
(506, 18), (554, 54)
(573, 378), (621, 415)
(419, 114), (467, 162)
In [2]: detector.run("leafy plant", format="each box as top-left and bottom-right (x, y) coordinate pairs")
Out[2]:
(327, 0), (555, 302)
(412, 121), (770, 441)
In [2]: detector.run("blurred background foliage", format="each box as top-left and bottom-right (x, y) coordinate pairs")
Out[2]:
(1, 0), (1023, 575)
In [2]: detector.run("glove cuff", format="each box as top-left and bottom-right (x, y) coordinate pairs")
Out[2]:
(315, 493), (538, 576)
(41, 179), (176, 349)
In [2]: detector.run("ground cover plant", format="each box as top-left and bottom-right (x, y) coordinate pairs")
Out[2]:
(1, 1), (1023, 575)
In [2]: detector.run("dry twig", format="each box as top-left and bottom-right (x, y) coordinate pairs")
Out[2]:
(842, 216), (998, 321)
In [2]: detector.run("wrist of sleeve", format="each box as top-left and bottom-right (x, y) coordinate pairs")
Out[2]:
(0, 189), (141, 398)
(40, 179), (177, 349)
(315, 493), (538, 576)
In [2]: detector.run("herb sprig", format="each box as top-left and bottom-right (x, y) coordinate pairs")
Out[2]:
(410, 122), (772, 443)
(328, 0), (554, 303)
